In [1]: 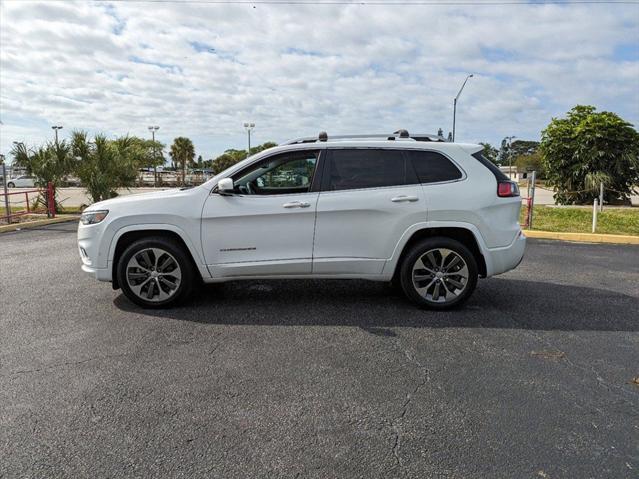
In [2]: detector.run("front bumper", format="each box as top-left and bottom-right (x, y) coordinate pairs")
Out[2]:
(78, 221), (112, 282)
(81, 263), (112, 282)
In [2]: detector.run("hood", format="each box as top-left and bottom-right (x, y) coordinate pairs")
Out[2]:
(87, 188), (193, 211)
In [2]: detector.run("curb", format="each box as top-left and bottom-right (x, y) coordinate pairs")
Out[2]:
(524, 230), (639, 245)
(0, 215), (79, 234)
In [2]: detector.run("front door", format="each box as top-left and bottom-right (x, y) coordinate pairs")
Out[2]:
(201, 149), (321, 278)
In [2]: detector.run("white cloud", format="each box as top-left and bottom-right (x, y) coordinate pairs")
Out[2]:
(1, 0), (638, 160)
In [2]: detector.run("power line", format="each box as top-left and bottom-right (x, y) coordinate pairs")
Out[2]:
(90, 0), (639, 4)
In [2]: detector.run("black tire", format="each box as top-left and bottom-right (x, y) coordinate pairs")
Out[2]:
(399, 237), (478, 310)
(7, 182), (15, 188)
(117, 236), (196, 309)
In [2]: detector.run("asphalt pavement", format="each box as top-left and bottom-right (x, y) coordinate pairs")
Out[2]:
(1, 222), (638, 478)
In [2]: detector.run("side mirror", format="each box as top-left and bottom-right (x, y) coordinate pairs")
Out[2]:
(217, 177), (234, 193)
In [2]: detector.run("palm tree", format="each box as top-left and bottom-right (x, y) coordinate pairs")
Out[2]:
(169, 137), (195, 185)
(71, 131), (138, 203)
(11, 142), (32, 173)
(10, 139), (72, 213)
(11, 139), (71, 186)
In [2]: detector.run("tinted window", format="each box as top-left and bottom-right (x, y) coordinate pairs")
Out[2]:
(406, 150), (462, 184)
(327, 149), (407, 191)
(233, 151), (318, 195)
(255, 157), (316, 189)
(471, 151), (509, 181)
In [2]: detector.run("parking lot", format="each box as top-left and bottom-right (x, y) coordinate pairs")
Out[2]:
(1, 222), (637, 478)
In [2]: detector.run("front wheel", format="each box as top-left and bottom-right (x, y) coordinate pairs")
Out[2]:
(117, 236), (195, 308)
(7, 182), (15, 188)
(399, 237), (478, 310)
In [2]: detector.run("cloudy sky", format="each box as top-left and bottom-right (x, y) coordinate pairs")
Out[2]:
(1, 0), (638, 161)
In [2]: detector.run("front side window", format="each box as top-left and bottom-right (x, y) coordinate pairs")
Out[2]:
(232, 151), (318, 195)
(406, 150), (463, 184)
(326, 149), (407, 191)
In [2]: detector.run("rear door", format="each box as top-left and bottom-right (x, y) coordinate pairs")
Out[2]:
(312, 148), (426, 275)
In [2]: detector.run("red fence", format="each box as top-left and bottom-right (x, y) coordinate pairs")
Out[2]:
(1, 182), (56, 224)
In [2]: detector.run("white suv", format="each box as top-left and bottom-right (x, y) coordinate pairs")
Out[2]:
(77, 131), (525, 310)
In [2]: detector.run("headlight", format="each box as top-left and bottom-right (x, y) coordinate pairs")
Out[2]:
(80, 210), (109, 225)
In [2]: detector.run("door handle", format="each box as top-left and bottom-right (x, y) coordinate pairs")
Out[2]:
(391, 195), (419, 203)
(282, 201), (311, 208)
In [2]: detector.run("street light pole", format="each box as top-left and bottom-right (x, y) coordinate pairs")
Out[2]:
(243, 122), (255, 156)
(148, 126), (160, 187)
(452, 74), (473, 143)
(51, 125), (63, 144)
(503, 135), (517, 180)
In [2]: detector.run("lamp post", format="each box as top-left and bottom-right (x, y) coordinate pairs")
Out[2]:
(148, 126), (160, 187)
(51, 125), (63, 144)
(243, 122), (255, 156)
(503, 135), (517, 180)
(452, 74), (473, 143)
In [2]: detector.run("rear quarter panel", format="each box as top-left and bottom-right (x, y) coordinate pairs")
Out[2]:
(424, 146), (521, 249)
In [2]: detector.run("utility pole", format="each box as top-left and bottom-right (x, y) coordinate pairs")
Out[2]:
(503, 136), (517, 180)
(51, 125), (63, 144)
(452, 74), (473, 142)
(243, 122), (255, 156)
(148, 126), (160, 187)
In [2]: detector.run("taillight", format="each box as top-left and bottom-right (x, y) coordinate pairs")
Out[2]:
(497, 181), (520, 197)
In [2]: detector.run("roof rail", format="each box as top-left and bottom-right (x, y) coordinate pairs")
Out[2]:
(282, 130), (447, 145)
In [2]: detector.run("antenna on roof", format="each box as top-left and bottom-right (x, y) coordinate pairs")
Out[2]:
(318, 131), (328, 142)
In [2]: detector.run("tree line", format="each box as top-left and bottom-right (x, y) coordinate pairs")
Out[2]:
(7, 105), (639, 206)
(478, 105), (639, 205)
(9, 132), (277, 203)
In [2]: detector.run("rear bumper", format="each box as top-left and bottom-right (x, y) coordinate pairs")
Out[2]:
(485, 230), (526, 277)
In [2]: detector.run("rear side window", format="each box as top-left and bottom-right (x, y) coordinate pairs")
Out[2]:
(326, 149), (407, 191)
(471, 151), (508, 181)
(406, 150), (463, 183)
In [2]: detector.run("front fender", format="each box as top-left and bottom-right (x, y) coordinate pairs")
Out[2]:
(101, 222), (210, 282)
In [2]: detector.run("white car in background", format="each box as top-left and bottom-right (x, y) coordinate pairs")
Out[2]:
(77, 130), (526, 310)
(7, 175), (38, 188)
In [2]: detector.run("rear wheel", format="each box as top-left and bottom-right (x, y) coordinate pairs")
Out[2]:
(400, 237), (478, 310)
(117, 236), (195, 308)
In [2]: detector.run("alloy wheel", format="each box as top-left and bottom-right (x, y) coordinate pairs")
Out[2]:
(411, 248), (469, 303)
(126, 248), (182, 302)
